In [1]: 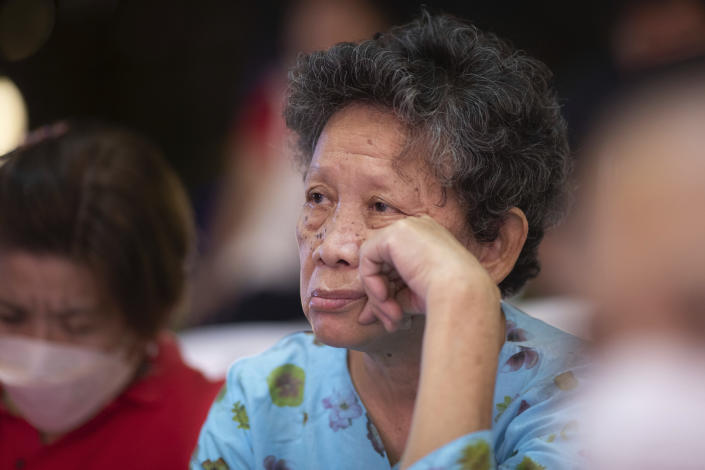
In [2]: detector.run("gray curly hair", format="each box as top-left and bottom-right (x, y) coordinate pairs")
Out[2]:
(284, 11), (570, 296)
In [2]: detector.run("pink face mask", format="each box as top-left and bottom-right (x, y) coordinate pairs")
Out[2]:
(0, 335), (138, 435)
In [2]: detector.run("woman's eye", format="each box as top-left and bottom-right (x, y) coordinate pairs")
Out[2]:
(62, 320), (98, 336)
(371, 200), (399, 214)
(58, 313), (99, 336)
(0, 306), (25, 325)
(307, 191), (325, 204)
(374, 201), (388, 212)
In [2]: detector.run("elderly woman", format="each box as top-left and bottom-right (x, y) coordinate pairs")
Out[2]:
(0, 123), (222, 469)
(193, 12), (584, 470)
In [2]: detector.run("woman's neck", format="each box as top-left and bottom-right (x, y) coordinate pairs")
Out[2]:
(349, 346), (421, 400)
(348, 316), (425, 465)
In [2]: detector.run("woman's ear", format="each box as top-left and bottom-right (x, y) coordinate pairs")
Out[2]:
(475, 207), (529, 285)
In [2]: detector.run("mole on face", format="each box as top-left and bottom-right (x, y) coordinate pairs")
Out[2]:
(367, 138), (373, 145)
(297, 231), (310, 245)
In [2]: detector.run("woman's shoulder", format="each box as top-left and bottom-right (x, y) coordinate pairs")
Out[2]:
(224, 331), (345, 396)
(229, 330), (334, 367)
(498, 301), (587, 392)
(491, 303), (587, 462)
(502, 301), (584, 353)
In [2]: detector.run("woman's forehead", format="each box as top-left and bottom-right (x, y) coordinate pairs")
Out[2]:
(306, 148), (440, 198)
(0, 251), (103, 308)
(315, 104), (408, 161)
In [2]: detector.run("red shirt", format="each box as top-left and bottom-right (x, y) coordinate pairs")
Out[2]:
(0, 333), (223, 470)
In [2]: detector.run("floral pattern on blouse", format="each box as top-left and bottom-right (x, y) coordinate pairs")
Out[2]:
(494, 395), (515, 422)
(516, 456), (546, 470)
(267, 364), (305, 407)
(457, 439), (491, 470)
(366, 413), (386, 458)
(201, 457), (229, 470)
(191, 302), (587, 470)
(322, 387), (363, 431)
(502, 346), (539, 372)
(232, 401), (250, 429)
(263, 455), (291, 470)
(554, 371), (578, 391)
(505, 320), (530, 342)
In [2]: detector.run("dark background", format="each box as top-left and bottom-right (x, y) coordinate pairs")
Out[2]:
(0, 0), (616, 201)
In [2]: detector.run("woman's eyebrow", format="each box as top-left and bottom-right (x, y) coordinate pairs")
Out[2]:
(0, 299), (96, 318)
(49, 308), (95, 318)
(0, 299), (24, 313)
(306, 164), (400, 190)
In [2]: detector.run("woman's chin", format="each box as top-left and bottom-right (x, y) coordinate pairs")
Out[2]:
(309, 310), (388, 350)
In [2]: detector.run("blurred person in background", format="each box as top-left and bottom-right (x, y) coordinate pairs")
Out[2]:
(611, 0), (705, 74)
(577, 61), (705, 469)
(521, 0), (705, 336)
(190, 0), (387, 324)
(564, 0), (705, 146)
(192, 12), (585, 470)
(0, 122), (222, 469)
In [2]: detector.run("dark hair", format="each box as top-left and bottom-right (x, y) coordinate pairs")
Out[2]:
(284, 11), (570, 296)
(0, 122), (194, 339)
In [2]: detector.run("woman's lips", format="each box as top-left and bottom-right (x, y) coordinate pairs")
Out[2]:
(309, 289), (366, 312)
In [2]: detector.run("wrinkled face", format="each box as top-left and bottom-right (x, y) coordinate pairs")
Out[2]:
(296, 104), (473, 350)
(0, 250), (132, 352)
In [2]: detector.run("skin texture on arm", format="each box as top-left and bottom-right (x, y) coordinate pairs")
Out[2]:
(358, 212), (527, 468)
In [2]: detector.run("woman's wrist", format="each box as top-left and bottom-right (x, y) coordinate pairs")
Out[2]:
(424, 273), (503, 337)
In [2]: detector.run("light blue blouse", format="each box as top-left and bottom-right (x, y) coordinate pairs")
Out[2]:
(191, 302), (586, 470)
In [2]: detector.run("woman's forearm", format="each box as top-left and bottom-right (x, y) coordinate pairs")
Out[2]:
(401, 285), (503, 469)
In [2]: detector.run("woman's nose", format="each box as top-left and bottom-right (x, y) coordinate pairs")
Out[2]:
(313, 213), (364, 268)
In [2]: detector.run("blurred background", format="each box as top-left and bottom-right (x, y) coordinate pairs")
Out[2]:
(2, 0), (705, 375)
(0, 0), (618, 188)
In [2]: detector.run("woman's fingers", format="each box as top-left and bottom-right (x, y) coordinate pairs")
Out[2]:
(368, 297), (405, 332)
(359, 235), (392, 278)
(359, 214), (483, 329)
(360, 270), (406, 331)
(395, 287), (424, 315)
(363, 272), (389, 303)
(359, 220), (423, 330)
(359, 234), (407, 330)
